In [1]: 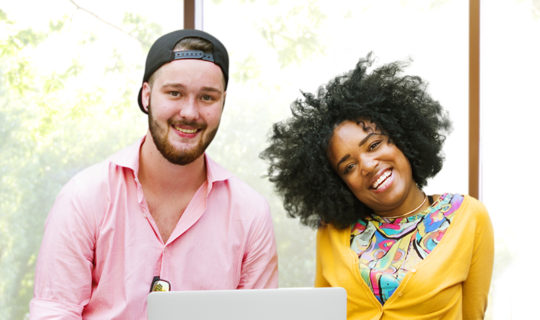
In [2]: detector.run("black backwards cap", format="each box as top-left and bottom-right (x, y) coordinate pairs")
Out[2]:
(137, 29), (229, 113)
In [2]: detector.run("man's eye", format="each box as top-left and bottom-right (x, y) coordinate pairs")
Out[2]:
(169, 91), (180, 97)
(201, 94), (214, 101)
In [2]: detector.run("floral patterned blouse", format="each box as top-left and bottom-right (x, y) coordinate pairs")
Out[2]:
(350, 193), (464, 304)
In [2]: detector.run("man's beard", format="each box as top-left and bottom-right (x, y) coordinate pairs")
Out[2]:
(147, 102), (218, 165)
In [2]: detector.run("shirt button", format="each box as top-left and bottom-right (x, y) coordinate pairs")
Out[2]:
(398, 292), (403, 297)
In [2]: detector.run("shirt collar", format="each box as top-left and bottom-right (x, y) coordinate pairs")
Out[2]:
(108, 136), (232, 184)
(108, 136), (144, 174)
(204, 154), (232, 184)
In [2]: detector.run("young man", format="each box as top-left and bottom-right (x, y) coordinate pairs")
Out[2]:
(30, 29), (278, 319)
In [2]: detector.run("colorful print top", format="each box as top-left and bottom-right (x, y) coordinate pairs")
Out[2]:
(350, 193), (464, 305)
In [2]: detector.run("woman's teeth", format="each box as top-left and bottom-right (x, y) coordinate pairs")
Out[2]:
(372, 170), (391, 189)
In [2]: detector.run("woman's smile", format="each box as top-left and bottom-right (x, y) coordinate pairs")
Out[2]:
(327, 120), (423, 217)
(370, 168), (393, 192)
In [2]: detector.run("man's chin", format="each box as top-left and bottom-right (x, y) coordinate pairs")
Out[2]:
(149, 123), (217, 166)
(161, 148), (204, 165)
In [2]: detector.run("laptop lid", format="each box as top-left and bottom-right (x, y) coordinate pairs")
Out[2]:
(147, 287), (347, 320)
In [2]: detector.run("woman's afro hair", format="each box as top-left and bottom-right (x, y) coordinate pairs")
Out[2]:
(260, 54), (451, 229)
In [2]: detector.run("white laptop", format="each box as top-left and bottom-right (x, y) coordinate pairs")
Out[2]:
(147, 287), (347, 320)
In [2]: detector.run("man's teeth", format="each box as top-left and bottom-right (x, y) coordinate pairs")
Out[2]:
(174, 126), (197, 134)
(372, 170), (391, 189)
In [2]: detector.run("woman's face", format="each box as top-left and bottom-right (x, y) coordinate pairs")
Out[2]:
(327, 120), (421, 216)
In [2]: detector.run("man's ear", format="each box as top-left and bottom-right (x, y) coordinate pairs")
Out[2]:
(141, 82), (151, 112)
(222, 91), (227, 110)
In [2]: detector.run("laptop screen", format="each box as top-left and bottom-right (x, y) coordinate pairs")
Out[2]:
(147, 287), (347, 320)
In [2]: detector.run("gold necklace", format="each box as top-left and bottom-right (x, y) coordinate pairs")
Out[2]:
(381, 193), (428, 219)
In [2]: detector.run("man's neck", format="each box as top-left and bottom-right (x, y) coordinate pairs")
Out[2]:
(138, 133), (207, 194)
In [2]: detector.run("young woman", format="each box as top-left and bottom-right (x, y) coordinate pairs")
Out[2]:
(261, 55), (494, 319)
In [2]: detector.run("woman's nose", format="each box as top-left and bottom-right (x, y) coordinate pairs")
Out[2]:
(360, 155), (377, 176)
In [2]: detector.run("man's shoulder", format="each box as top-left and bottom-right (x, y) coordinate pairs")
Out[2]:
(61, 158), (117, 198)
(224, 175), (267, 204)
(63, 144), (137, 199)
(207, 162), (270, 221)
(206, 156), (267, 205)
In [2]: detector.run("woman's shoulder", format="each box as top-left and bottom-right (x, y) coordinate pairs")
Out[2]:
(431, 193), (486, 211)
(459, 194), (488, 215)
(316, 222), (351, 244)
(428, 193), (490, 223)
(439, 193), (492, 230)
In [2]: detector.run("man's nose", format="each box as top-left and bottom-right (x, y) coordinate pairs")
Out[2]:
(178, 97), (199, 121)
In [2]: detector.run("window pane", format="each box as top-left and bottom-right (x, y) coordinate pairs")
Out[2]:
(481, 0), (540, 319)
(202, 0), (468, 288)
(0, 1), (182, 318)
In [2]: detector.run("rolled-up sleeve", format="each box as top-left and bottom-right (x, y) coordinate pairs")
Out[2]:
(30, 177), (100, 319)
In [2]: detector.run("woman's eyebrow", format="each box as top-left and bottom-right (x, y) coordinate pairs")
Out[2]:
(358, 132), (377, 147)
(336, 132), (379, 170)
(336, 154), (351, 170)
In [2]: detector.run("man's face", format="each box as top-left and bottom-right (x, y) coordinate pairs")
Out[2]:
(141, 59), (226, 165)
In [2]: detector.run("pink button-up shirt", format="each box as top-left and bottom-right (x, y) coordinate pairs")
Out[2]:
(30, 138), (278, 319)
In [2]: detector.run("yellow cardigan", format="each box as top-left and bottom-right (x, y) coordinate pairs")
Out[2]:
(315, 195), (494, 320)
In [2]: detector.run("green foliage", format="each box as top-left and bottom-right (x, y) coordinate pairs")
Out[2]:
(532, 0), (540, 19)
(258, 0), (326, 67)
(123, 13), (163, 50)
(231, 55), (261, 83)
(0, 8), (153, 319)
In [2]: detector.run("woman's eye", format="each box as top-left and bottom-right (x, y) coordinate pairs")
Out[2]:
(169, 91), (180, 97)
(343, 163), (356, 174)
(368, 140), (382, 151)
